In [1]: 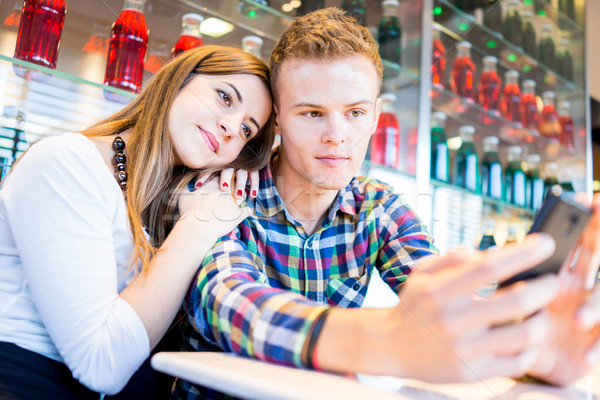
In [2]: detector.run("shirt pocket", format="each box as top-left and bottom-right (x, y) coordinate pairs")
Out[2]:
(326, 272), (370, 308)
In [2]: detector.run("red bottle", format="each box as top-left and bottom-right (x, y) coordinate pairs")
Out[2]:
(104, 0), (148, 98)
(13, 0), (67, 80)
(558, 101), (575, 150)
(370, 94), (400, 168)
(539, 91), (561, 140)
(432, 26), (446, 89)
(171, 13), (203, 58)
(451, 41), (476, 102)
(478, 56), (502, 113)
(501, 70), (522, 123)
(521, 79), (539, 130)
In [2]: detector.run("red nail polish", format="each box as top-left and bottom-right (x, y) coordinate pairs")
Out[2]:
(252, 190), (257, 197)
(194, 181), (203, 189)
(222, 182), (229, 188)
(237, 190), (243, 197)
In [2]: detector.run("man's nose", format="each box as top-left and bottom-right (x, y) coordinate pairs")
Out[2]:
(322, 115), (346, 144)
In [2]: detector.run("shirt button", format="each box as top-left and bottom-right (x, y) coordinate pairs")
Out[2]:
(352, 282), (361, 291)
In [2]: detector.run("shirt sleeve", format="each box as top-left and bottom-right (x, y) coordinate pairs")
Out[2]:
(375, 194), (439, 293)
(186, 225), (326, 368)
(2, 135), (149, 394)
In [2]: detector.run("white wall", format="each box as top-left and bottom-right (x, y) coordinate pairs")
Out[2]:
(587, 0), (600, 101)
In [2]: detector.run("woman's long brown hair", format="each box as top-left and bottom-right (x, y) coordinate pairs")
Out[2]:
(81, 45), (275, 275)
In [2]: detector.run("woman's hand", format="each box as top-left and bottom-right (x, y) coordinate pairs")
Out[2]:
(194, 168), (260, 201)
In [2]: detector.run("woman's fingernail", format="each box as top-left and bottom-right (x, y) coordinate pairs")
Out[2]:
(252, 190), (257, 197)
(222, 182), (229, 189)
(194, 181), (203, 189)
(188, 180), (196, 192)
(237, 190), (243, 197)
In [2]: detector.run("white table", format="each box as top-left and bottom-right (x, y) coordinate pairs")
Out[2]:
(151, 351), (600, 400)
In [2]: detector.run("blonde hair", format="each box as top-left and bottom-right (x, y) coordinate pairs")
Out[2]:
(81, 45), (275, 275)
(269, 7), (383, 105)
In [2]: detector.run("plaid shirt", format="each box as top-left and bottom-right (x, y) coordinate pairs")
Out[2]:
(174, 154), (437, 399)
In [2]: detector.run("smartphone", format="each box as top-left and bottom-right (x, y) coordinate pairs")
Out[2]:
(499, 192), (592, 287)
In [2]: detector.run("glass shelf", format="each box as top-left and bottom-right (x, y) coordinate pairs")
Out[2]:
(430, 85), (583, 162)
(381, 59), (421, 92)
(0, 55), (130, 144)
(431, 177), (536, 218)
(434, 0), (584, 94)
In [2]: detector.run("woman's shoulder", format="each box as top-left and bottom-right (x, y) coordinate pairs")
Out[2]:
(22, 133), (103, 170)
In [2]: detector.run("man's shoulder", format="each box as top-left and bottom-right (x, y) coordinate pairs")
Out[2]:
(348, 175), (398, 202)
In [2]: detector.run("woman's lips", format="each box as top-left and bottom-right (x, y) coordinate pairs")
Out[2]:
(199, 127), (219, 153)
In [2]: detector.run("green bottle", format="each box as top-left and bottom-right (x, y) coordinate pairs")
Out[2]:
(238, 0), (269, 19)
(504, 146), (526, 207)
(557, 38), (574, 81)
(431, 112), (449, 182)
(341, 0), (367, 26)
(481, 136), (503, 200)
(525, 154), (545, 211)
(378, 0), (402, 65)
(538, 24), (556, 71)
(478, 218), (497, 250)
(454, 125), (480, 193)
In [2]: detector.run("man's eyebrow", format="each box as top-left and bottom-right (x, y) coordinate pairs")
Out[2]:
(225, 82), (242, 103)
(292, 100), (374, 108)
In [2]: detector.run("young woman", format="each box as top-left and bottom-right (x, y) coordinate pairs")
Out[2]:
(0, 45), (275, 399)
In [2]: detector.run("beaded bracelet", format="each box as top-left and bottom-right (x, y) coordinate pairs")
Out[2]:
(305, 307), (333, 370)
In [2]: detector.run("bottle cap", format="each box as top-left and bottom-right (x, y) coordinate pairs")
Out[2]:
(456, 41), (472, 51)
(380, 93), (397, 103)
(507, 0), (520, 6)
(521, 10), (533, 18)
(2, 106), (25, 120)
(507, 145), (522, 155)
(242, 35), (263, 47)
(505, 70), (519, 80)
(559, 37), (570, 46)
(545, 162), (558, 172)
(431, 111), (447, 122)
(542, 90), (556, 100)
(541, 24), (553, 33)
(522, 79), (536, 89)
(182, 13), (204, 27)
(558, 101), (571, 110)
(382, 0), (400, 7)
(526, 154), (541, 163)
(483, 136), (499, 146)
(458, 125), (475, 139)
(482, 55), (498, 67)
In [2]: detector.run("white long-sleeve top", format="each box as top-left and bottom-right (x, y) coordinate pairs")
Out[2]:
(0, 133), (149, 394)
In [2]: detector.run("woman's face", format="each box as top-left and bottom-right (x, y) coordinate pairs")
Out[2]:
(168, 73), (272, 169)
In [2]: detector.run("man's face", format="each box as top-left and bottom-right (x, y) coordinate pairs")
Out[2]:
(274, 56), (381, 192)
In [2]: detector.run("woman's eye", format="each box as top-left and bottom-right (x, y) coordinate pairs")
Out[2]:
(241, 124), (252, 139)
(218, 90), (232, 106)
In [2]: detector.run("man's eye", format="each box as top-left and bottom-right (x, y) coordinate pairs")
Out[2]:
(350, 110), (363, 117)
(218, 90), (232, 106)
(308, 111), (320, 118)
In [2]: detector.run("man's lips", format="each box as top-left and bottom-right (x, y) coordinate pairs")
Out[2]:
(198, 127), (219, 153)
(316, 155), (349, 167)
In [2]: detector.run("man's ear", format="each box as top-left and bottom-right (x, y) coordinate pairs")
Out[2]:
(370, 97), (383, 135)
(273, 104), (282, 135)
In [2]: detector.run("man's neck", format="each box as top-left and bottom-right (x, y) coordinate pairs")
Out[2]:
(272, 162), (340, 237)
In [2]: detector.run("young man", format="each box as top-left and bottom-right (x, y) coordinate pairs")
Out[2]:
(174, 7), (600, 398)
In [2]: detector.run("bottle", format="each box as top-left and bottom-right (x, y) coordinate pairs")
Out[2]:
(242, 35), (264, 60)
(0, 107), (27, 171)
(238, 0), (269, 19)
(13, 0), (67, 80)
(503, 0), (522, 47)
(104, 0), (148, 99)
(482, 0), (502, 34)
(371, 94), (400, 168)
(538, 24), (556, 71)
(171, 13), (203, 58)
(454, 125), (480, 193)
(378, 0), (402, 65)
(534, 0), (549, 14)
(558, 0), (575, 21)
(521, 11), (536, 58)
(451, 41), (477, 102)
(478, 56), (502, 113)
(341, 0), (367, 26)
(478, 218), (497, 250)
(558, 101), (575, 151)
(504, 146), (526, 207)
(521, 79), (539, 130)
(544, 162), (560, 198)
(501, 70), (522, 124)
(557, 38), (574, 81)
(431, 112), (449, 182)
(505, 225), (519, 245)
(481, 136), (503, 200)
(296, 0), (324, 16)
(539, 91), (561, 140)
(525, 154), (545, 210)
(432, 26), (446, 89)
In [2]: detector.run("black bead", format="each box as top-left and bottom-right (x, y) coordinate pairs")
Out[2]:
(115, 163), (126, 171)
(113, 153), (126, 165)
(117, 170), (127, 182)
(112, 136), (126, 152)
